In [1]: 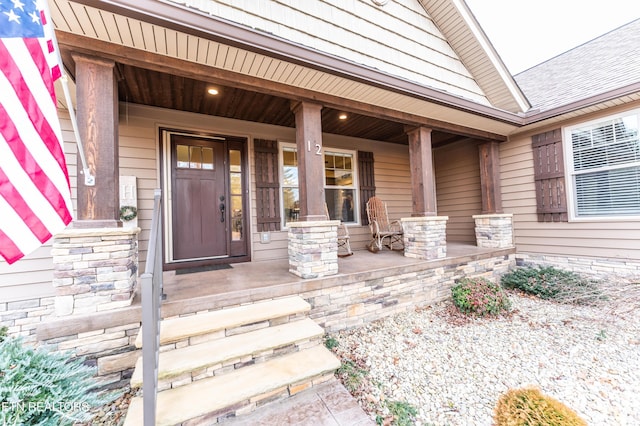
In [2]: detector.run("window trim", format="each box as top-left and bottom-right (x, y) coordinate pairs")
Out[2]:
(564, 108), (640, 222)
(278, 142), (360, 228)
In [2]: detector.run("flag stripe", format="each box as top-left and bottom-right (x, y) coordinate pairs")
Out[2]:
(0, 39), (71, 191)
(25, 37), (57, 106)
(0, 229), (23, 264)
(0, 102), (72, 225)
(0, 0), (73, 264)
(0, 167), (51, 243)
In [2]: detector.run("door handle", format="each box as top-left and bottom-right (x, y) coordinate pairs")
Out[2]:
(219, 202), (225, 222)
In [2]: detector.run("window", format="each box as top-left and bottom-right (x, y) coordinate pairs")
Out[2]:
(279, 143), (359, 226)
(281, 146), (300, 223)
(565, 110), (640, 219)
(324, 150), (357, 223)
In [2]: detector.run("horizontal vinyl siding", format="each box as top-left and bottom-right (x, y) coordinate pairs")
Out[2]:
(502, 128), (640, 261)
(0, 113), (77, 302)
(118, 119), (160, 271)
(434, 140), (481, 244)
(169, 0), (487, 104)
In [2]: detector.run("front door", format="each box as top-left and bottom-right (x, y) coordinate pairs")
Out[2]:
(171, 134), (227, 260)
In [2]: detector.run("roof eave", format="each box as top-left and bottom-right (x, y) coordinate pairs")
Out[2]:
(521, 82), (640, 127)
(450, 0), (531, 113)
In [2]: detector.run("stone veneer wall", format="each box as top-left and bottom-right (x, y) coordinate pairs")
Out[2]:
(0, 297), (55, 345)
(288, 220), (339, 279)
(516, 253), (640, 280)
(304, 253), (515, 332)
(52, 228), (140, 316)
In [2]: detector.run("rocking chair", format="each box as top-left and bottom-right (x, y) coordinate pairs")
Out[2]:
(366, 196), (404, 252)
(324, 204), (353, 257)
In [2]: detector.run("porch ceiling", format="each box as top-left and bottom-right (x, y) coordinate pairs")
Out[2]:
(60, 55), (467, 146)
(114, 64), (411, 145)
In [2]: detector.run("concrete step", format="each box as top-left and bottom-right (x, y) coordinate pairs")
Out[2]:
(135, 296), (310, 348)
(123, 345), (341, 426)
(130, 318), (324, 389)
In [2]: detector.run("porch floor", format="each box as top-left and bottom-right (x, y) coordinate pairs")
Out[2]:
(156, 243), (513, 318)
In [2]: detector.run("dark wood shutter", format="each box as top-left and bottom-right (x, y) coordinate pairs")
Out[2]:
(358, 151), (375, 225)
(254, 139), (281, 231)
(532, 129), (568, 222)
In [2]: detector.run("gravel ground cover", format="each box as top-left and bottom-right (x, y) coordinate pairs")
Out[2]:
(330, 291), (640, 426)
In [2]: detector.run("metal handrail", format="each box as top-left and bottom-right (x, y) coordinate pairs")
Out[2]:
(140, 189), (163, 426)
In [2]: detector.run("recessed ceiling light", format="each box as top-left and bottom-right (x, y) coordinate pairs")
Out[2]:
(207, 88), (219, 95)
(338, 113), (348, 120)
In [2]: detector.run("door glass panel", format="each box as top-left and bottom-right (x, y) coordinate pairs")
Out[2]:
(229, 149), (243, 241)
(231, 195), (243, 240)
(202, 147), (214, 170)
(189, 146), (202, 169)
(230, 174), (241, 193)
(230, 149), (241, 172)
(177, 144), (189, 168)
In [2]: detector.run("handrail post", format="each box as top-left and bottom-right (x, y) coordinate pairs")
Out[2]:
(141, 189), (163, 426)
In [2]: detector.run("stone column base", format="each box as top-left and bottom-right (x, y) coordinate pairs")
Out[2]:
(288, 220), (339, 279)
(401, 216), (448, 260)
(472, 214), (514, 248)
(51, 227), (140, 316)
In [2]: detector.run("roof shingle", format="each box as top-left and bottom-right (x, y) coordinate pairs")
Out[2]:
(515, 18), (640, 112)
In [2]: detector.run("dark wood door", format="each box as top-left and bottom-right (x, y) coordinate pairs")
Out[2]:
(171, 135), (227, 260)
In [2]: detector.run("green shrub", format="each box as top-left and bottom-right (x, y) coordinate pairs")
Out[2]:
(500, 266), (602, 304)
(324, 336), (339, 350)
(494, 387), (587, 426)
(0, 326), (7, 342)
(451, 277), (511, 316)
(386, 400), (418, 426)
(0, 337), (109, 425)
(336, 360), (367, 393)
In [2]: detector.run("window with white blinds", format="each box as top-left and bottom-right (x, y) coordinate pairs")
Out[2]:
(566, 111), (640, 218)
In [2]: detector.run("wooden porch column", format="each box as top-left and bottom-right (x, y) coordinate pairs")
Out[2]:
(73, 54), (120, 227)
(478, 141), (503, 214)
(292, 102), (325, 221)
(407, 126), (437, 216)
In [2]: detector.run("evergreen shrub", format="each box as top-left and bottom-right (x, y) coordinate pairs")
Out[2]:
(0, 337), (109, 425)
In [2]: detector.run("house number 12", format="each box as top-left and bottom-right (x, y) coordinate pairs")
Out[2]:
(307, 140), (322, 155)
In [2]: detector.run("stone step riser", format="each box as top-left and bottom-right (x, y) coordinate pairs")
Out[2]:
(157, 336), (323, 391)
(135, 296), (312, 349)
(154, 312), (308, 352)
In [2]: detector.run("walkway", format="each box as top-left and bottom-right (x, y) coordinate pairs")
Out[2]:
(222, 378), (374, 425)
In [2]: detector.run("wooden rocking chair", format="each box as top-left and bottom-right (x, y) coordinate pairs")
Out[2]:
(366, 196), (404, 252)
(324, 204), (353, 257)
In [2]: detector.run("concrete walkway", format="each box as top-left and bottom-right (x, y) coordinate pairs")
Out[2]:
(221, 378), (374, 425)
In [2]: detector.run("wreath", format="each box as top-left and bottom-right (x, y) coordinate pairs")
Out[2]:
(119, 205), (138, 222)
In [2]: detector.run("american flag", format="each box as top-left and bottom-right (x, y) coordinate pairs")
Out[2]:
(0, 0), (73, 264)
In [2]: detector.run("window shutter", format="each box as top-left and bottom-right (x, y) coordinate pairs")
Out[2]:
(254, 139), (281, 231)
(532, 129), (568, 222)
(358, 151), (375, 225)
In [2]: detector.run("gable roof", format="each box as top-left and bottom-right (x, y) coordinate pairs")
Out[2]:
(515, 18), (640, 113)
(420, 0), (529, 113)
